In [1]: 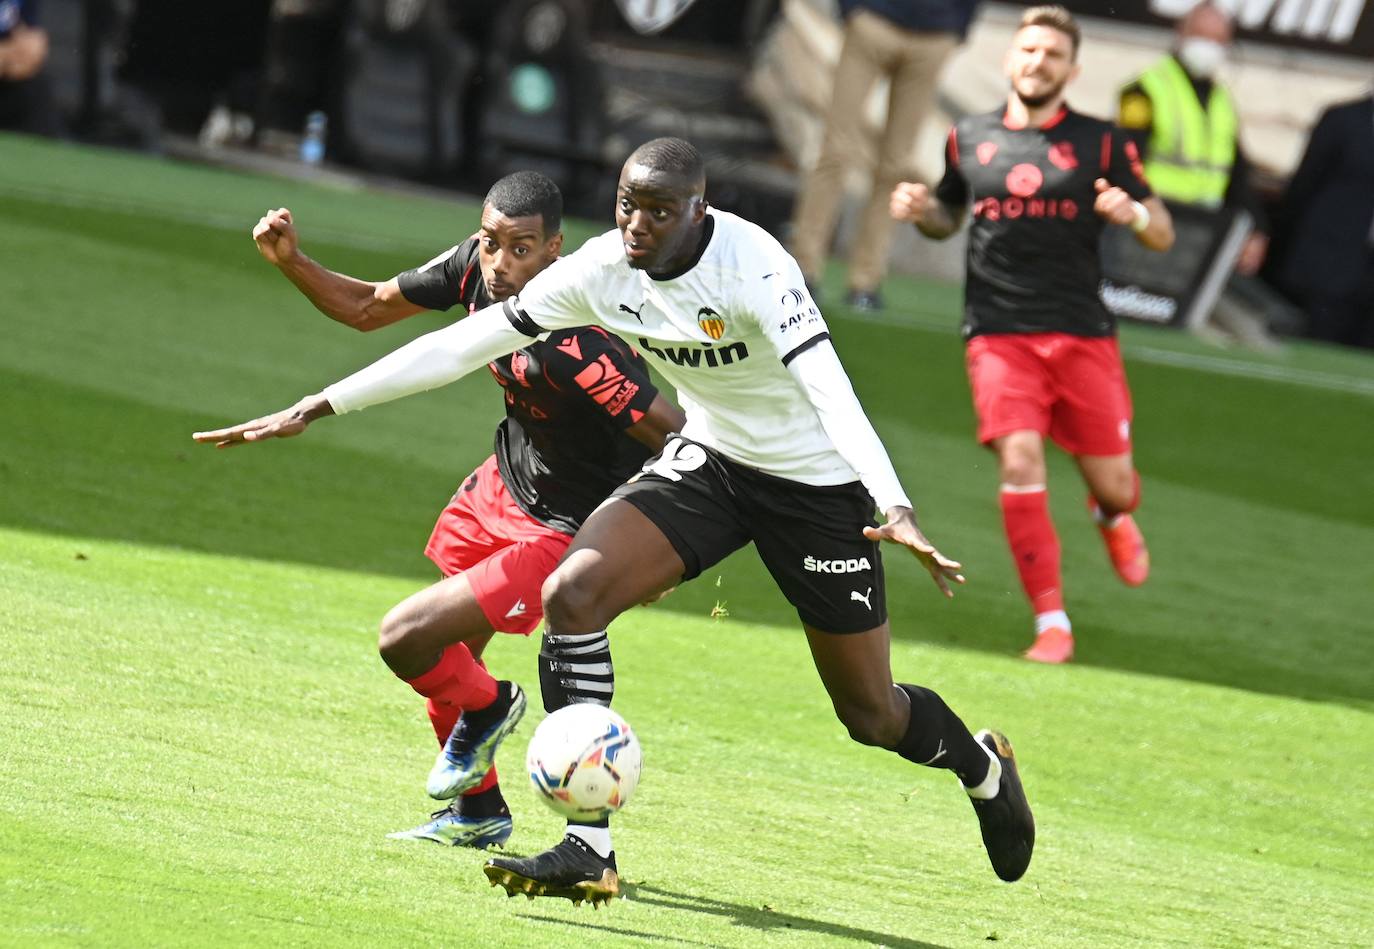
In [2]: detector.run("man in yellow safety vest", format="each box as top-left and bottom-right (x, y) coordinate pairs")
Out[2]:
(1118, 1), (1268, 275)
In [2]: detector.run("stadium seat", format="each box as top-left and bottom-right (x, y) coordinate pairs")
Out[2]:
(335, 0), (475, 180)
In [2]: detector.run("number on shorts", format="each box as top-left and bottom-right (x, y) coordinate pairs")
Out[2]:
(637, 438), (707, 483)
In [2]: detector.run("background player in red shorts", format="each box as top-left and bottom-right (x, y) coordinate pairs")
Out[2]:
(242, 172), (684, 843)
(891, 5), (1174, 664)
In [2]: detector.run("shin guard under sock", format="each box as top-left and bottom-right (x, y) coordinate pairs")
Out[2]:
(894, 684), (991, 788)
(1000, 485), (1064, 614)
(538, 629), (614, 711)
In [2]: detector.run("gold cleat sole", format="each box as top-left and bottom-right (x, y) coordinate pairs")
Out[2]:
(483, 864), (620, 908)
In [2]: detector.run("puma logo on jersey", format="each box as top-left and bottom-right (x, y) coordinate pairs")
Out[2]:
(505, 599), (527, 618)
(804, 556), (872, 574)
(851, 587), (873, 609)
(637, 337), (749, 369)
(618, 303), (645, 323)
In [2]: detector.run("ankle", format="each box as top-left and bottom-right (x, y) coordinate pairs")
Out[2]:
(1034, 611), (1071, 635)
(964, 743), (1002, 799)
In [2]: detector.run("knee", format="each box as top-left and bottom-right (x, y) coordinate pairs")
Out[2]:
(1093, 469), (1140, 516)
(999, 450), (1044, 486)
(541, 568), (605, 633)
(833, 699), (901, 748)
(377, 603), (419, 667)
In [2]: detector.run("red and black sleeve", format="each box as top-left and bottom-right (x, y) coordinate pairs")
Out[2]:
(543, 327), (660, 429)
(1104, 128), (1153, 201)
(395, 236), (482, 312)
(934, 122), (971, 207)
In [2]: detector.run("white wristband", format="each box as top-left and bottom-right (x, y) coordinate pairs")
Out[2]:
(1130, 200), (1151, 233)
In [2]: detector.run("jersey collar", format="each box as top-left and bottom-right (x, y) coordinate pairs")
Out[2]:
(649, 214), (715, 282)
(1003, 104), (1069, 131)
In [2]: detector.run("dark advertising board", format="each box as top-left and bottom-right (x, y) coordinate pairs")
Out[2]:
(1007, 0), (1374, 59)
(1099, 203), (1251, 328)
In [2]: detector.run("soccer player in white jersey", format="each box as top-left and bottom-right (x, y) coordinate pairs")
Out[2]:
(194, 138), (1036, 903)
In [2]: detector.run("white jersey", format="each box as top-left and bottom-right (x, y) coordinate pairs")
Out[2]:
(507, 210), (851, 486)
(324, 209), (911, 511)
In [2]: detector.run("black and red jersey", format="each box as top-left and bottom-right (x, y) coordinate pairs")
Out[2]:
(396, 238), (659, 535)
(935, 105), (1153, 338)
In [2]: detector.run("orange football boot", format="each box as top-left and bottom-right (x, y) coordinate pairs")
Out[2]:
(1022, 626), (1074, 664)
(1092, 502), (1150, 587)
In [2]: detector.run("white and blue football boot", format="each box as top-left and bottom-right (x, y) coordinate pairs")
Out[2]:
(427, 681), (527, 799)
(388, 805), (513, 849)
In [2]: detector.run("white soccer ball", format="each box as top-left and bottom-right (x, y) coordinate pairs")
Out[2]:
(526, 703), (642, 822)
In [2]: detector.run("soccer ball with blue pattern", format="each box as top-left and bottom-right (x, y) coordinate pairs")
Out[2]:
(526, 704), (642, 821)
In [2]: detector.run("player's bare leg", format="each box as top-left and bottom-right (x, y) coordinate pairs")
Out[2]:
(803, 622), (1034, 882)
(378, 574), (525, 844)
(992, 431), (1072, 662)
(1076, 452), (1148, 587)
(543, 498), (686, 632)
(378, 573), (495, 680)
(485, 499), (684, 906)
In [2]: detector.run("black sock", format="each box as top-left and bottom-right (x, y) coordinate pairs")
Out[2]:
(538, 629), (614, 712)
(454, 784), (509, 819)
(461, 680), (515, 732)
(893, 684), (990, 787)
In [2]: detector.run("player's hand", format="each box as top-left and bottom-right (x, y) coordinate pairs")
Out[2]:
(192, 394), (334, 448)
(252, 207), (300, 266)
(1093, 178), (1137, 227)
(1237, 232), (1268, 276)
(890, 182), (933, 224)
(863, 507), (965, 598)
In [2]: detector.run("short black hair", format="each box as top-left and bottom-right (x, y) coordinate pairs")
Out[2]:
(626, 137), (705, 188)
(483, 171), (563, 235)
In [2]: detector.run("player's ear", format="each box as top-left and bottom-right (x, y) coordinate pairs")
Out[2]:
(1069, 61), (1083, 85)
(545, 232), (564, 260)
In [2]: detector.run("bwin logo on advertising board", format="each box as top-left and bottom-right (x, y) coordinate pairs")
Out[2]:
(1149, 0), (1368, 43)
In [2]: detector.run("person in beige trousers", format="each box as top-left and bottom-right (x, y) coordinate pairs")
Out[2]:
(791, 0), (978, 310)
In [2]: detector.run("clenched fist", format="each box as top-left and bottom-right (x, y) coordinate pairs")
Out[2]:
(890, 181), (934, 225)
(252, 207), (300, 266)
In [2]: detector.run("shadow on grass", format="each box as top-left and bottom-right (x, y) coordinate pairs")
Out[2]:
(4, 365), (1370, 710)
(514, 883), (952, 948)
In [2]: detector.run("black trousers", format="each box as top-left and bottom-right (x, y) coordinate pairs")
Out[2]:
(0, 72), (62, 136)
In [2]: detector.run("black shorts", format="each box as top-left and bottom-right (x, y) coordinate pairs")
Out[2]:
(610, 435), (886, 633)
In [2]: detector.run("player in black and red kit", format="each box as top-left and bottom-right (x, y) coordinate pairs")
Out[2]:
(892, 5), (1175, 664)
(242, 172), (684, 844)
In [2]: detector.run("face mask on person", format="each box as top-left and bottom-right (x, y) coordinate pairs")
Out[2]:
(1177, 37), (1227, 78)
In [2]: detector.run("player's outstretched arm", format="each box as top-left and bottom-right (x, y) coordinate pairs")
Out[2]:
(193, 303), (533, 447)
(252, 208), (425, 331)
(863, 509), (966, 599)
(192, 394), (334, 448)
(785, 340), (966, 598)
(890, 182), (965, 240)
(1093, 180), (1175, 252)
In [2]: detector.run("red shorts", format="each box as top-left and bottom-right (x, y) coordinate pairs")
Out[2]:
(424, 455), (574, 636)
(965, 333), (1133, 456)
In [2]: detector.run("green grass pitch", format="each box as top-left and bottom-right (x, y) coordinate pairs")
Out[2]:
(1, 133), (1372, 947)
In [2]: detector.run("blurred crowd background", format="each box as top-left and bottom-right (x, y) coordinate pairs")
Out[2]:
(3, 0), (1372, 348)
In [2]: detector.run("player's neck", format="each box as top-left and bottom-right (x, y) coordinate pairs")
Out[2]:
(1004, 95), (1066, 130)
(647, 216), (714, 281)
